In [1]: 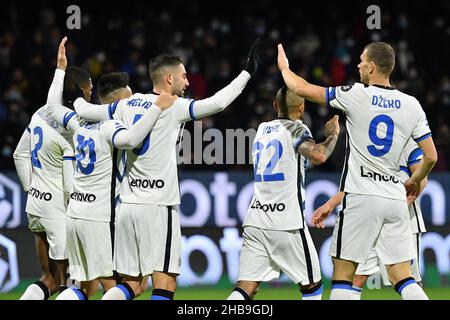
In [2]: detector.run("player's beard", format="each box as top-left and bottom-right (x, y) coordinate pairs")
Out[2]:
(360, 71), (369, 85)
(173, 85), (185, 97)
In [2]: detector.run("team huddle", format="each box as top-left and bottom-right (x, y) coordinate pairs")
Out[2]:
(13, 36), (436, 300)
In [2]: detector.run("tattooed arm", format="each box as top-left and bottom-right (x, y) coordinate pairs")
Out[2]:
(298, 115), (339, 165)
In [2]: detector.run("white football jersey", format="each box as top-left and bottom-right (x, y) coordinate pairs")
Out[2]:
(243, 118), (313, 231)
(67, 120), (126, 222)
(327, 83), (431, 200)
(109, 93), (194, 205)
(26, 107), (75, 219)
(399, 139), (426, 233)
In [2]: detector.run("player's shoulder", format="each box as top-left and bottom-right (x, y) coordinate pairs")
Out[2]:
(335, 82), (365, 93)
(120, 92), (152, 105)
(31, 106), (60, 131)
(279, 118), (310, 132)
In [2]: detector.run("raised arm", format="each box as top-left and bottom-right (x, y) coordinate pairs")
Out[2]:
(112, 92), (176, 149)
(298, 115), (339, 165)
(277, 44), (327, 106)
(13, 129), (32, 192)
(178, 39), (260, 122)
(180, 70), (251, 122)
(47, 37), (67, 104)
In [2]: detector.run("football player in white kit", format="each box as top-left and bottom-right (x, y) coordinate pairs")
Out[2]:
(13, 38), (83, 300)
(278, 42), (437, 300)
(227, 86), (339, 301)
(312, 138), (428, 299)
(73, 40), (261, 300)
(46, 71), (177, 299)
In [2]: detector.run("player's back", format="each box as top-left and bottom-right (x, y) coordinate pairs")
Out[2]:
(111, 93), (184, 205)
(328, 84), (431, 200)
(68, 120), (123, 222)
(243, 118), (312, 231)
(26, 107), (73, 219)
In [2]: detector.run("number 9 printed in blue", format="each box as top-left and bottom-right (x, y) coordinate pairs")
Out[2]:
(367, 114), (394, 157)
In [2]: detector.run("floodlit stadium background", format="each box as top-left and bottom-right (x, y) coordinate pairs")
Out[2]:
(0, 0), (449, 299)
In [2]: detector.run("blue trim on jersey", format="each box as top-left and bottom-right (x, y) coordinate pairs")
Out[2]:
(188, 100), (196, 120)
(26, 126), (31, 133)
(108, 100), (119, 120)
(325, 88), (329, 106)
(351, 286), (362, 293)
(115, 195), (121, 207)
(408, 148), (423, 165)
(293, 133), (314, 151)
(72, 288), (86, 300)
(152, 295), (171, 300)
(112, 128), (127, 148)
(117, 284), (132, 300)
(327, 87), (336, 107)
(408, 159), (421, 166)
(63, 112), (76, 129)
(414, 132), (431, 143)
(397, 280), (416, 294)
(400, 165), (411, 176)
(302, 285), (323, 297)
(331, 284), (353, 291)
(63, 156), (76, 161)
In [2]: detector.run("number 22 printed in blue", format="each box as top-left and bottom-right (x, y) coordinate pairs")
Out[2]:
(253, 139), (285, 182)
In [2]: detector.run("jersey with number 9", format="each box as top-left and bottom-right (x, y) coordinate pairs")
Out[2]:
(326, 83), (431, 200)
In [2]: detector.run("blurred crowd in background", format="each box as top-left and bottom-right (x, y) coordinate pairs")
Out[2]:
(0, 0), (449, 172)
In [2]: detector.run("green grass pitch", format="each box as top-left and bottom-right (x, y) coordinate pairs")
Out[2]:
(1, 286), (449, 300)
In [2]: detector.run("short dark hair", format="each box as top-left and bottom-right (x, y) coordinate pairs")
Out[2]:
(275, 85), (304, 115)
(148, 54), (183, 85)
(97, 72), (129, 100)
(364, 42), (395, 76)
(276, 85), (289, 115)
(63, 66), (90, 108)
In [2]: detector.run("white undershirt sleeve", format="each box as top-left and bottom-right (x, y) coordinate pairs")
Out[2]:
(74, 98), (114, 122)
(13, 129), (32, 192)
(110, 105), (162, 149)
(177, 70), (251, 123)
(46, 69), (65, 105)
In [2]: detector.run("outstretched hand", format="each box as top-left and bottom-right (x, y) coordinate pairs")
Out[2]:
(311, 203), (333, 229)
(57, 37), (68, 71)
(324, 115), (340, 137)
(277, 44), (289, 72)
(244, 38), (261, 76)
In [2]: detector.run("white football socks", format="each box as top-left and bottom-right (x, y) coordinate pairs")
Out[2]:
(351, 286), (362, 300)
(330, 281), (354, 300)
(20, 282), (49, 300)
(395, 278), (428, 300)
(102, 286), (128, 300)
(55, 287), (86, 300)
(227, 288), (250, 300)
